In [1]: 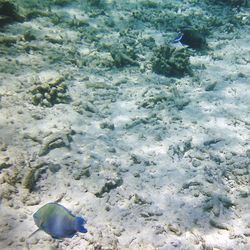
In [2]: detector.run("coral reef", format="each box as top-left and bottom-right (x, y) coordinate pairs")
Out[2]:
(86, 0), (101, 7)
(212, 0), (248, 7)
(151, 45), (191, 77)
(52, 0), (72, 6)
(30, 75), (70, 107)
(0, 0), (24, 26)
(110, 44), (139, 67)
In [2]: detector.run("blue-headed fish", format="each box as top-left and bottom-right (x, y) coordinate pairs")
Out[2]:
(173, 27), (207, 49)
(31, 202), (87, 239)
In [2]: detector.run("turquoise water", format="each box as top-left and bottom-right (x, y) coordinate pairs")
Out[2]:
(0, 1), (249, 249)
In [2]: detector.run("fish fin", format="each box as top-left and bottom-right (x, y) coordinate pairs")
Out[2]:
(75, 216), (87, 233)
(27, 228), (40, 239)
(25, 229), (40, 250)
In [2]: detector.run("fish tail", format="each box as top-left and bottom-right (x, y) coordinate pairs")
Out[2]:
(75, 216), (87, 233)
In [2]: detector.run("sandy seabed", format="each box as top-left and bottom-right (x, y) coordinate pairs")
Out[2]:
(0, 0), (249, 249)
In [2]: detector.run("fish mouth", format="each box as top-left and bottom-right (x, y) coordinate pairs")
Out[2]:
(173, 33), (183, 43)
(33, 214), (41, 227)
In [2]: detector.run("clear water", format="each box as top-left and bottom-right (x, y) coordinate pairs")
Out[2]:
(0, 0), (249, 249)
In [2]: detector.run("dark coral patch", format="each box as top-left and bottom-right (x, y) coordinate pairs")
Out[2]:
(151, 45), (191, 77)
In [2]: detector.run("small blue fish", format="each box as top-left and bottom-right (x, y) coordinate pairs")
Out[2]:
(32, 202), (87, 239)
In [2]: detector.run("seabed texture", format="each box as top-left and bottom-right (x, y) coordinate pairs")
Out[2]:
(0, 0), (249, 249)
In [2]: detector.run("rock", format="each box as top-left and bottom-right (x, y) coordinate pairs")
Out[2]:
(139, 88), (170, 109)
(203, 194), (234, 216)
(232, 167), (249, 176)
(171, 239), (181, 247)
(209, 218), (229, 230)
(168, 138), (193, 159)
(82, 101), (98, 113)
(0, 143), (7, 151)
(19, 237), (25, 242)
(167, 223), (182, 236)
(45, 34), (64, 44)
(139, 36), (156, 49)
(174, 97), (190, 110)
(85, 82), (117, 90)
(133, 193), (151, 205)
(209, 152), (224, 164)
(182, 181), (202, 189)
(87, 0), (101, 7)
(243, 229), (250, 237)
(0, 156), (11, 170)
(100, 121), (115, 130)
(31, 113), (43, 120)
(95, 175), (123, 198)
(140, 208), (163, 217)
(205, 82), (217, 91)
(216, 0), (248, 7)
(23, 30), (36, 41)
(130, 154), (142, 164)
(0, 183), (16, 200)
(239, 190), (249, 198)
(0, 35), (21, 45)
(73, 168), (90, 180)
(218, 195), (235, 208)
(39, 131), (72, 156)
(246, 150), (250, 158)
(2, 167), (19, 186)
(154, 225), (166, 235)
(48, 163), (61, 173)
(21, 191), (41, 205)
(0, 0), (24, 27)
(110, 44), (139, 67)
(192, 159), (201, 167)
(203, 138), (223, 146)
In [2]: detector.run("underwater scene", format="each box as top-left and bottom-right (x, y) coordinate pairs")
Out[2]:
(0, 0), (249, 249)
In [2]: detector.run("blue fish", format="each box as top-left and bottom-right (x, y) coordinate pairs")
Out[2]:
(32, 202), (87, 239)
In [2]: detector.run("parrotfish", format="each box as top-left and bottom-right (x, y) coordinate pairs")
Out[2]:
(31, 202), (87, 239)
